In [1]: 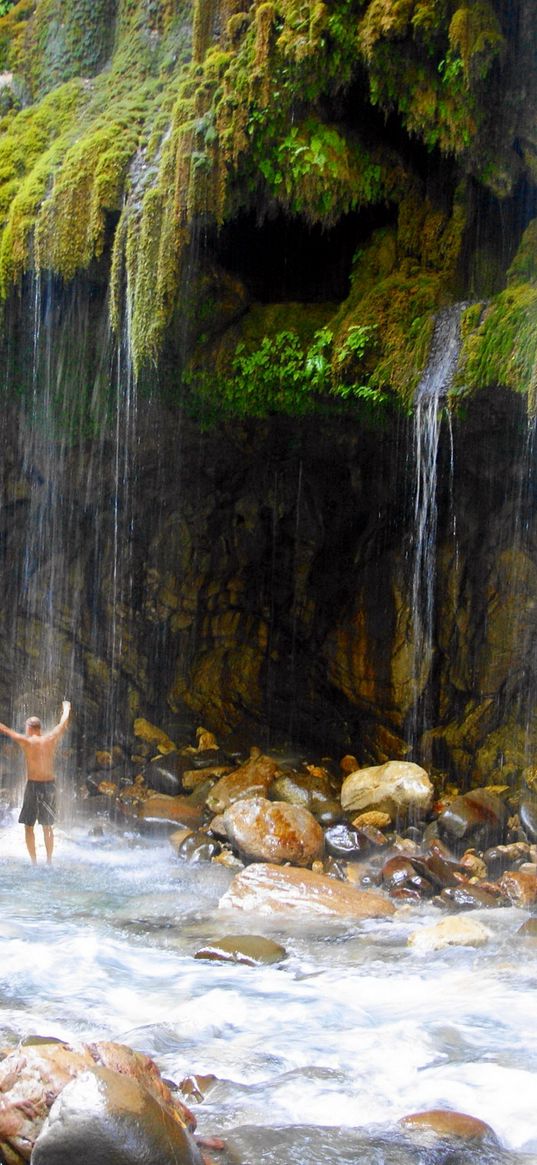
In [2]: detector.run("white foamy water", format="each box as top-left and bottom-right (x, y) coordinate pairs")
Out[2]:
(0, 812), (536, 1164)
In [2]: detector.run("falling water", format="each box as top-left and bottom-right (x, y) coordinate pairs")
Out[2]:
(409, 305), (466, 758)
(0, 270), (140, 780)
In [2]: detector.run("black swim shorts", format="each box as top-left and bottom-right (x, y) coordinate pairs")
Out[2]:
(18, 780), (56, 826)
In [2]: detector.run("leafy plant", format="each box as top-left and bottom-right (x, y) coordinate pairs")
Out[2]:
(184, 324), (392, 421)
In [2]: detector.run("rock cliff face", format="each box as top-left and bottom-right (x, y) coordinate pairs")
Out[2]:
(0, 1), (535, 786)
(0, 330), (534, 788)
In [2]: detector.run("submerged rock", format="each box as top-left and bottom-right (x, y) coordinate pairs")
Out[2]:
(218, 861), (395, 917)
(31, 1066), (203, 1165)
(194, 934), (286, 966)
(400, 1108), (499, 1143)
(408, 914), (492, 951)
(223, 796), (324, 866)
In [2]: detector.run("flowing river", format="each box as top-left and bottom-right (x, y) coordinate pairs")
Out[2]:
(1, 807), (536, 1165)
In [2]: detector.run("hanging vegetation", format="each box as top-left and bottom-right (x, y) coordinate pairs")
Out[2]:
(0, 0), (534, 415)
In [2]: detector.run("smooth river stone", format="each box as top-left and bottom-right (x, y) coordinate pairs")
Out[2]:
(437, 789), (507, 850)
(194, 934), (286, 965)
(138, 794), (204, 827)
(218, 862), (395, 917)
(399, 1108), (498, 1143)
(32, 1067), (203, 1165)
(223, 796), (324, 866)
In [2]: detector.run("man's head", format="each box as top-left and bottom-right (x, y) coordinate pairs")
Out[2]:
(25, 716), (42, 736)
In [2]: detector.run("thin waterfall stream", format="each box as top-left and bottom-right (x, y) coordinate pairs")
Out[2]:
(409, 305), (467, 760)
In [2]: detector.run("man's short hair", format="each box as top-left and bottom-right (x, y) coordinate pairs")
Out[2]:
(25, 716), (42, 730)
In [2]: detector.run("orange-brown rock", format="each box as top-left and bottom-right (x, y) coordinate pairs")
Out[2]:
(498, 869), (537, 907)
(206, 750), (281, 814)
(194, 934), (286, 966)
(182, 766), (231, 790)
(400, 1109), (497, 1142)
(223, 797), (324, 866)
(138, 795), (204, 828)
(352, 810), (392, 830)
(218, 861), (395, 917)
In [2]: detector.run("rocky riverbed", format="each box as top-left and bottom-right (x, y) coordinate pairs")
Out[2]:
(1, 719), (537, 1165)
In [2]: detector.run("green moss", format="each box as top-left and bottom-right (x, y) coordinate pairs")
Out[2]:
(0, 79), (88, 290)
(0, 0), (525, 420)
(22, 0), (115, 100)
(448, 2), (504, 85)
(358, 0), (504, 158)
(507, 219), (537, 288)
(458, 284), (537, 403)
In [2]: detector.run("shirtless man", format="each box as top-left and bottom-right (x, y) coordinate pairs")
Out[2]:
(0, 700), (71, 864)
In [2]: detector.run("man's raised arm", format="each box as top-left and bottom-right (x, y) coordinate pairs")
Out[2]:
(47, 701), (71, 740)
(0, 720), (25, 743)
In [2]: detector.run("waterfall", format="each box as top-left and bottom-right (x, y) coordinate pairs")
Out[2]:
(408, 304), (466, 759)
(0, 271), (141, 774)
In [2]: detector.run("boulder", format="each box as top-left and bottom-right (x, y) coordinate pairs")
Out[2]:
(0, 1040), (194, 1163)
(341, 761), (432, 818)
(324, 823), (370, 859)
(437, 789), (507, 851)
(31, 1067), (203, 1165)
(182, 766), (230, 790)
(218, 862), (395, 917)
(206, 750), (280, 814)
(223, 797), (324, 866)
(437, 884), (500, 909)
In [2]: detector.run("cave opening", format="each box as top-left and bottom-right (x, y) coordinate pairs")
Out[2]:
(211, 203), (398, 304)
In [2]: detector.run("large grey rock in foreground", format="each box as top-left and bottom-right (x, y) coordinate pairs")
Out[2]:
(31, 1067), (203, 1165)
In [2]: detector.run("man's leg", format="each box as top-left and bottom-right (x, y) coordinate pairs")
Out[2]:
(24, 825), (37, 864)
(43, 826), (54, 864)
